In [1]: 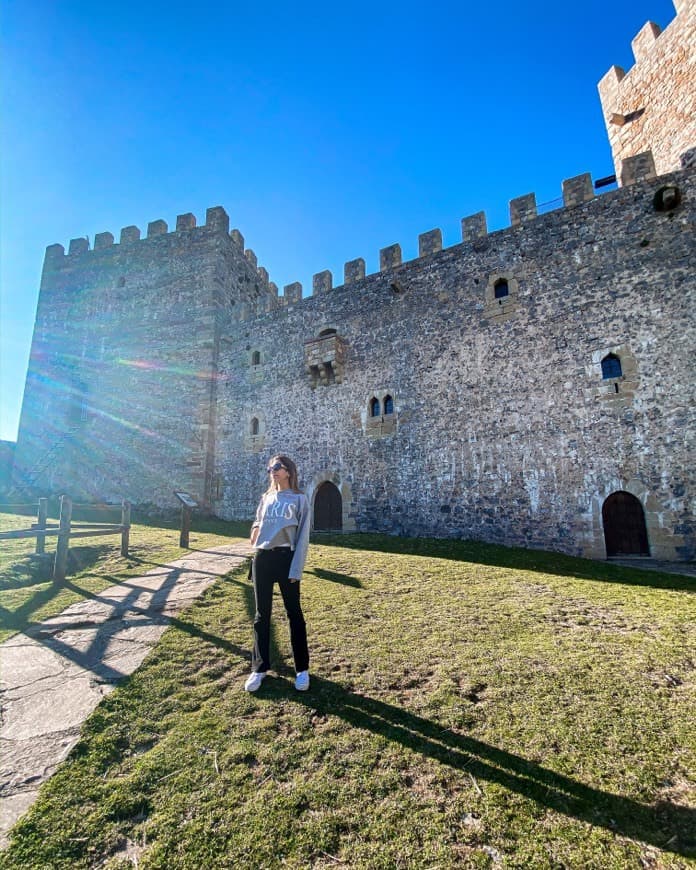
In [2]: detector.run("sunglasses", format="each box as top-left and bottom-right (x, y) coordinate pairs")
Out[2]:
(266, 461), (287, 473)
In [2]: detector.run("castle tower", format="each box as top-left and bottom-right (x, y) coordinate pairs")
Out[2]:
(12, 208), (277, 508)
(598, 0), (696, 182)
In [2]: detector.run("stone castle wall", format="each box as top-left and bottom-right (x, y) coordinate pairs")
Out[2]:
(215, 162), (695, 561)
(599, 0), (695, 180)
(11, 0), (696, 560)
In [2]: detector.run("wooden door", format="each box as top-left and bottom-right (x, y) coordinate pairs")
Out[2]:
(602, 491), (650, 557)
(314, 482), (342, 531)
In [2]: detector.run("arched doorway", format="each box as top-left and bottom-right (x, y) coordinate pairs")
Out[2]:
(602, 491), (650, 557)
(314, 481), (342, 531)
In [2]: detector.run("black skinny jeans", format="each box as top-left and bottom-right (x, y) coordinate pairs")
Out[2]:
(251, 548), (309, 674)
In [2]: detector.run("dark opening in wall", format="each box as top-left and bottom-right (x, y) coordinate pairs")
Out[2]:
(602, 491), (650, 557)
(494, 278), (509, 299)
(601, 353), (622, 379)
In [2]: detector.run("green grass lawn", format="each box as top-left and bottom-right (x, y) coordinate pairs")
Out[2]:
(1, 525), (695, 868)
(0, 508), (249, 643)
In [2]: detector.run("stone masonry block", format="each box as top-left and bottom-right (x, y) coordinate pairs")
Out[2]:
(284, 282), (303, 303)
(94, 232), (114, 250)
(380, 244), (402, 272)
(344, 258), (366, 284)
(562, 173), (595, 208)
(418, 229), (443, 257)
(461, 212), (488, 242)
(44, 243), (65, 264)
(120, 225), (141, 244)
(176, 213), (197, 231)
(147, 220), (168, 238)
(597, 65), (626, 107)
(206, 206), (230, 233)
(69, 238), (89, 255)
(631, 21), (661, 64)
(313, 270), (333, 295)
(621, 151), (656, 186)
(509, 194), (537, 227)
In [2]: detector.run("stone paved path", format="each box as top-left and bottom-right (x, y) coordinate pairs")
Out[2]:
(0, 543), (252, 848)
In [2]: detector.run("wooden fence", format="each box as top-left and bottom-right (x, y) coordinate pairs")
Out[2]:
(0, 496), (131, 581)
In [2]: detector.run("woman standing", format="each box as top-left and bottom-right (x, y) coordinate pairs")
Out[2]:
(244, 454), (311, 692)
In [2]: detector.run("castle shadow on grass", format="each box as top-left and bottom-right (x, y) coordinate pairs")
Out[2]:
(313, 532), (696, 593)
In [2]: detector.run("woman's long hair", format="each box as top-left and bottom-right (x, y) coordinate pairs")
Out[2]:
(264, 454), (302, 495)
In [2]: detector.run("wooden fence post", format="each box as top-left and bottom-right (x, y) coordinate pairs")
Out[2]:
(121, 500), (131, 556)
(35, 497), (48, 554)
(180, 505), (191, 548)
(53, 495), (72, 582)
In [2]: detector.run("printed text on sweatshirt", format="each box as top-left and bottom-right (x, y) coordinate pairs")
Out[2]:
(252, 490), (310, 580)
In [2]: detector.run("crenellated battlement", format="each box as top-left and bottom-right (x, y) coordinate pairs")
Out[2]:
(42, 205), (277, 301)
(598, 0), (695, 179)
(42, 149), (688, 321)
(46, 205), (228, 261)
(239, 150), (683, 317)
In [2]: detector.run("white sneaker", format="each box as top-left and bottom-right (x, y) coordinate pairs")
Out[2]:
(295, 670), (310, 691)
(244, 671), (267, 692)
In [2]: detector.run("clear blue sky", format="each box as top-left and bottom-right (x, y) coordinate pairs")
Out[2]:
(0, 0), (678, 441)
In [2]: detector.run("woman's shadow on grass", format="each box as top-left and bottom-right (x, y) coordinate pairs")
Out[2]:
(267, 674), (694, 858)
(304, 567), (363, 588)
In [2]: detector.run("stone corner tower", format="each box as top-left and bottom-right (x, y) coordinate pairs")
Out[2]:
(598, 0), (696, 182)
(11, 207), (276, 510)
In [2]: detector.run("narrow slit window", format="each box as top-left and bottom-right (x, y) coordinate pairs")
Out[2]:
(251, 417), (259, 436)
(251, 350), (261, 366)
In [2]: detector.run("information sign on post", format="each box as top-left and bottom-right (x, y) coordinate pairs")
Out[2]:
(174, 491), (198, 547)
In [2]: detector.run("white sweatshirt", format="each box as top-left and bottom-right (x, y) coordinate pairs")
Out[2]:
(251, 489), (310, 580)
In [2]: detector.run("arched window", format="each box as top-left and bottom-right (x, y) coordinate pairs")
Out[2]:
(601, 353), (622, 379)
(251, 417), (259, 436)
(251, 350), (261, 366)
(319, 328), (337, 337)
(369, 397), (380, 417)
(383, 394), (394, 415)
(494, 278), (509, 299)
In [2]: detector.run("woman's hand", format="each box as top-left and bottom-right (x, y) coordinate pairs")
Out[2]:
(250, 527), (259, 546)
